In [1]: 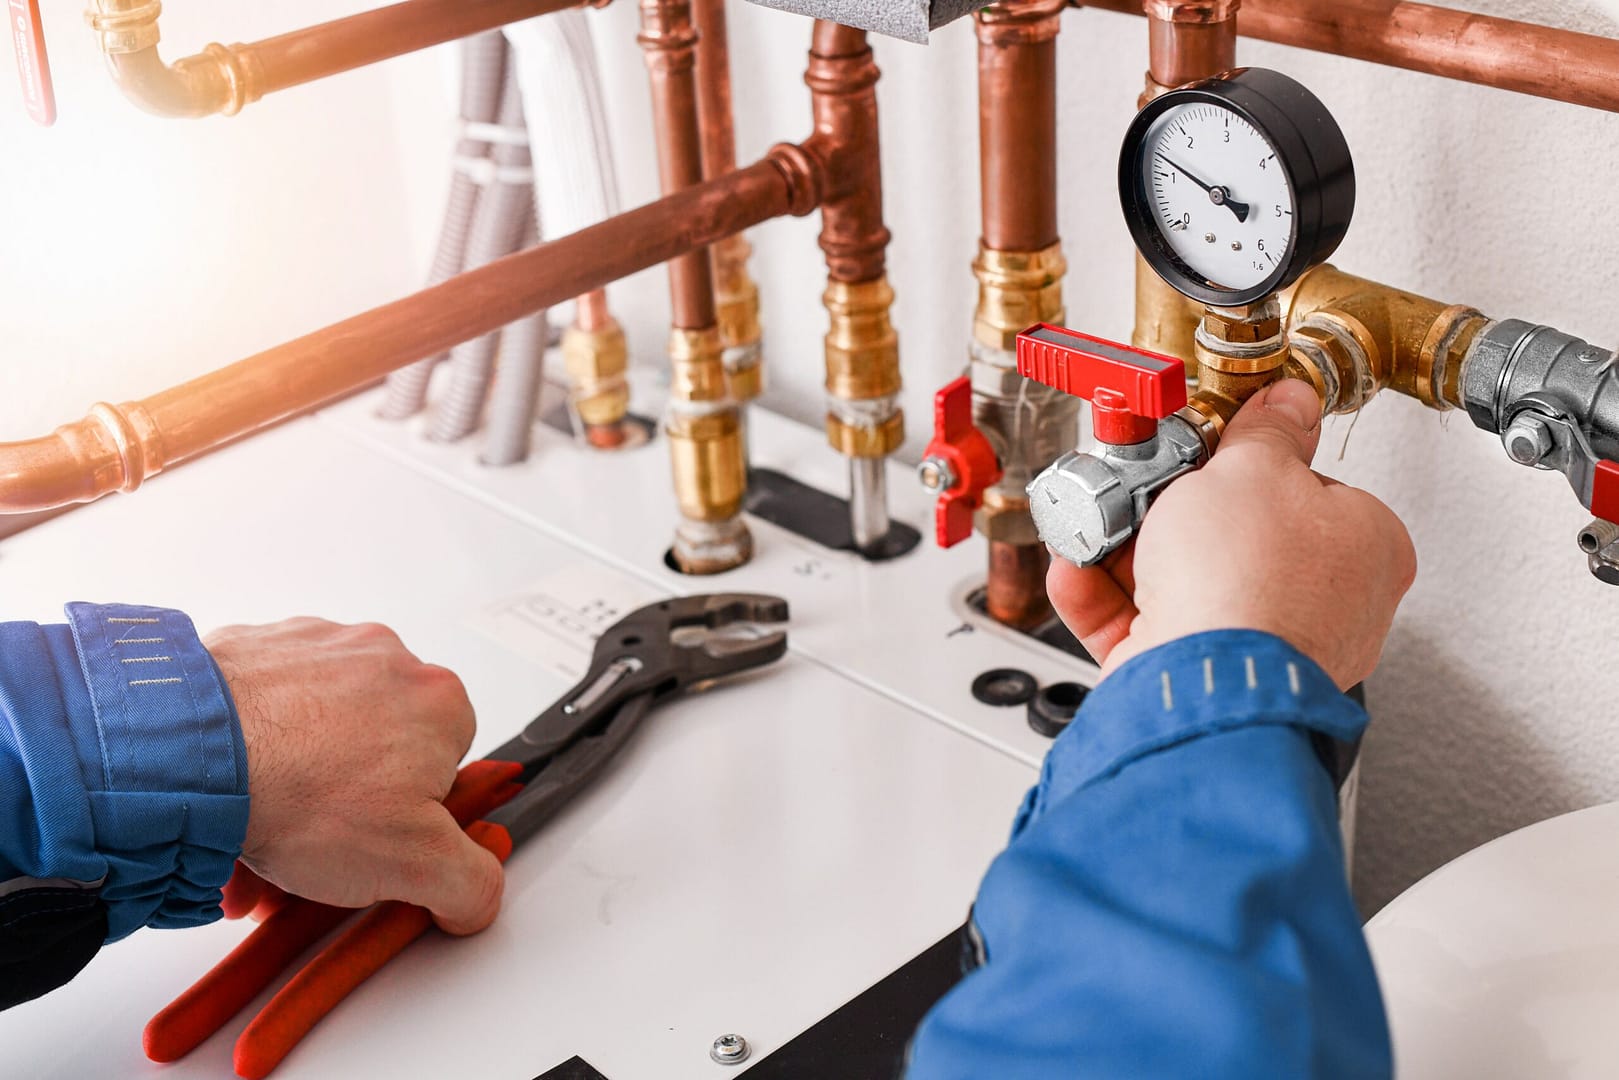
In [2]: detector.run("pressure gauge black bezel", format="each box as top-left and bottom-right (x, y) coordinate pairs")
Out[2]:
(1118, 67), (1355, 307)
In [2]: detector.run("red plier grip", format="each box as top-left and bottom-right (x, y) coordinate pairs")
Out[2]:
(234, 821), (515, 1080)
(143, 760), (524, 1065)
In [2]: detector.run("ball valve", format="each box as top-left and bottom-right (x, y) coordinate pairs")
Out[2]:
(918, 376), (1003, 548)
(1018, 324), (1207, 567)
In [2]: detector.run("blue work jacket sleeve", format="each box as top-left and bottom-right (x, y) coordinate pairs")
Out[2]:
(905, 629), (1391, 1079)
(0, 603), (249, 1008)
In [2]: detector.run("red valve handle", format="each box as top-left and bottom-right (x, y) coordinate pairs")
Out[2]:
(8, 0), (56, 126)
(1016, 324), (1187, 445)
(923, 376), (1002, 548)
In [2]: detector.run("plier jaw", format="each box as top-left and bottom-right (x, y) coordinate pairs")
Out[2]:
(485, 593), (790, 841)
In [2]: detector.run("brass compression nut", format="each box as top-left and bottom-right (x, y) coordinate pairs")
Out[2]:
(824, 276), (901, 402)
(826, 411), (904, 459)
(667, 326), (730, 404)
(562, 321), (630, 427)
(973, 242), (1067, 352)
(665, 404), (746, 522)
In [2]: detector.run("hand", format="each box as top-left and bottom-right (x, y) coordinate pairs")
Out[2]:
(206, 619), (503, 935)
(1049, 380), (1416, 689)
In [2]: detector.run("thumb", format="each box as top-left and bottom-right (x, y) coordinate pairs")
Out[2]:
(1217, 379), (1323, 466)
(397, 806), (507, 936)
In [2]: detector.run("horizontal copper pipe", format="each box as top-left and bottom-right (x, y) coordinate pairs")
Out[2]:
(0, 152), (818, 514)
(88, 0), (580, 118)
(1083, 0), (1619, 112)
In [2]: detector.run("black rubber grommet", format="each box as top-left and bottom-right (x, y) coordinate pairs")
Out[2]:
(1028, 681), (1089, 738)
(971, 668), (1039, 708)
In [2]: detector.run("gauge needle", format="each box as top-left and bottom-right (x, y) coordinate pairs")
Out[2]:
(1157, 154), (1250, 223)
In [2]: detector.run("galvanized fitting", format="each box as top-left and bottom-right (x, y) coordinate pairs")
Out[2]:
(563, 320), (630, 429)
(1028, 413), (1207, 567)
(1504, 412), (1555, 466)
(972, 242), (1067, 352)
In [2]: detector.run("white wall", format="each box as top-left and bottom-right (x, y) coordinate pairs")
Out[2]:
(5, 0), (1619, 912)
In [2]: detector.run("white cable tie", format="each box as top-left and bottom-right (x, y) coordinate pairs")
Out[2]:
(461, 120), (531, 147)
(453, 155), (498, 184)
(493, 166), (535, 185)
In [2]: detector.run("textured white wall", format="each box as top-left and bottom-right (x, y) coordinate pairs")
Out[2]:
(5, 0), (1619, 912)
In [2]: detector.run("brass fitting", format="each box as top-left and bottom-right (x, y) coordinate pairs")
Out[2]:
(562, 319), (630, 430)
(664, 326), (749, 574)
(1282, 264), (1487, 411)
(1133, 256), (1203, 374)
(711, 234), (764, 405)
(972, 242), (1066, 351)
(823, 276), (903, 459)
(1192, 297), (1290, 414)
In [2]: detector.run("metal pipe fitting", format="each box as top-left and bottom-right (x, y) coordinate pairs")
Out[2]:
(86, 0), (581, 119)
(808, 22), (902, 552)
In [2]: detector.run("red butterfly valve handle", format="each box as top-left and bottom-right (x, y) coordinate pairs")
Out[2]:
(919, 376), (1002, 548)
(1014, 324), (1187, 445)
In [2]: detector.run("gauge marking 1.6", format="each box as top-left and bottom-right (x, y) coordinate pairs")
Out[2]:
(1145, 104), (1293, 293)
(1119, 67), (1355, 308)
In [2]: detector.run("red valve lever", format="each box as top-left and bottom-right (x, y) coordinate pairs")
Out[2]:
(922, 376), (1002, 548)
(1016, 324), (1186, 445)
(8, 0), (56, 126)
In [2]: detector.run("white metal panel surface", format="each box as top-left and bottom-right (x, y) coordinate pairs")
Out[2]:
(0, 417), (1038, 1078)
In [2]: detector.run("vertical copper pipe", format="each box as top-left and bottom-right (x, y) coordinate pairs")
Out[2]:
(640, 1), (719, 331)
(641, 0), (751, 573)
(807, 22), (903, 552)
(693, 0), (765, 408)
(978, 1), (1062, 253)
(974, 0), (1066, 631)
(1132, 1), (1237, 368)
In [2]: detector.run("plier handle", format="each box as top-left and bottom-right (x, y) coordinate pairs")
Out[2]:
(144, 593), (789, 1078)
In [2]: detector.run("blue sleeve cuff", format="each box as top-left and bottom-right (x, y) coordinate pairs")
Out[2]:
(57, 603), (249, 941)
(1015, 629), (1366, 836)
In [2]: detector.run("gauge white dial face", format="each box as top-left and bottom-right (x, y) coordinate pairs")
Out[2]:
(1140, 102), (1295, 293)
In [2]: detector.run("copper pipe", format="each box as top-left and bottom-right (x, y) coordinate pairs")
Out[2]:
(1130, 0), (1235, 373)
(986, 540), (1053, 630)
(977, 0), (1063, 252)
(806, 22), (903, 552)
(86, 0), (583, 119)
(640, 0), (717, 331)
(806, 22), (890, 285)
(576, 289), (613, 332)
(0, 152), (818, 514)
(693, 0), (765, 407)
(1084, 0), (1619, 113)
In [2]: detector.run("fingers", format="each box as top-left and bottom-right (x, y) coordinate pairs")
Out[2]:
(1047, 551), (1139, 666)
(393, 805), (506, 937)
(1217, 379), (1324, 466)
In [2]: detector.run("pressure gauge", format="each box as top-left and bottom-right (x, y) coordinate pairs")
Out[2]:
(1119, 67), (1355, 307)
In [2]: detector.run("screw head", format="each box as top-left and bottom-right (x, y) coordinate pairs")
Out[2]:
(917, 456), (957, 494)
(710, 1033), (751, 1066)
(1504, 413), (1555, 466)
